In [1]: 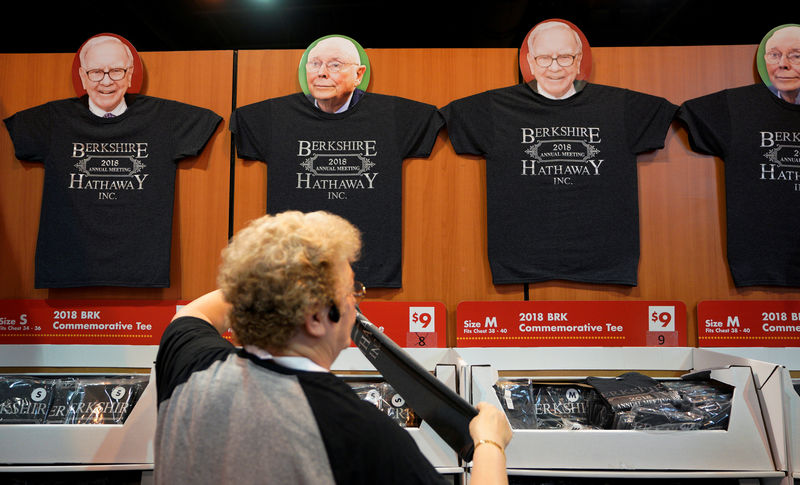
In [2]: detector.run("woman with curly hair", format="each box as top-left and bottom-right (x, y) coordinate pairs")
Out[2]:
(155, 210), (510, 485)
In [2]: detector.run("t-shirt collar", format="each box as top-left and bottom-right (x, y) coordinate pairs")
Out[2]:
(314, 90), (355, 114)
(767, 85), (800, 105)
(537, 82), (577, 100)
(243, 344), (330, 373)
(88, 98), (128, 118)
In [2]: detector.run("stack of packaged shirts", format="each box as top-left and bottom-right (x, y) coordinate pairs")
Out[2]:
(491, 372), (733, 431)
(0, 375), (149, 424)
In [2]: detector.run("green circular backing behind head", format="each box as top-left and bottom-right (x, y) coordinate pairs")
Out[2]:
(299, 34), (371, 95)
(757, 24), (800, 87)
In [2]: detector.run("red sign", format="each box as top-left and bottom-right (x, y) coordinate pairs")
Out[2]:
(456, 301), (686, 347)
(0, 300), (184, 345)
(357, 301), (447, 348)
(697, 300), (800, 347)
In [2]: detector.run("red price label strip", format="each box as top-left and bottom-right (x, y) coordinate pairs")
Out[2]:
(456, 301), (686, 347)
(697, 300), (800, 347)
(0, 300), (185, 346)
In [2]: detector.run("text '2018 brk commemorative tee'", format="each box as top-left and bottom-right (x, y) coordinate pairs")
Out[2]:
(4, 96), (221, 288)
(230, 92), (443, 288)
(441, 83), (677, 286)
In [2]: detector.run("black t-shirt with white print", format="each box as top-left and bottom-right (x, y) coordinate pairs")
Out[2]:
(3, 95), (221, 288)
(678, 83), (800, 287)
(441, 82), (677, 285)
(230, 92), (443, 288)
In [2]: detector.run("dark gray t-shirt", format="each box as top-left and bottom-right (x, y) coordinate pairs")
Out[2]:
(678, 83), (800, 287)
(441, 83), (676, 286)
(3, 95), (221, 288)
(230, 92), (444, 288)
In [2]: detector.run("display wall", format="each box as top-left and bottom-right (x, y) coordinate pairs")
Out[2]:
(3, 45), (799, 347)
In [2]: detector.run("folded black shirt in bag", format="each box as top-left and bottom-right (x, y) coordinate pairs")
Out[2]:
(493, 378), (536, 429)
(0, 376), (54, 424)
(63, 376), (149, 424)
(533, 383), (600, 430)
(586, 372), (680, 428)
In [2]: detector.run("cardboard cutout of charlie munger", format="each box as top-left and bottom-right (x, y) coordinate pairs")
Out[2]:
(230, 34), (443, 289)
(761, 25), (800, 105)
(525, 21), (587, 99)
(304, 36), (368, 113)
(3, 33), (221, 289)
(677, 24), (800, 287)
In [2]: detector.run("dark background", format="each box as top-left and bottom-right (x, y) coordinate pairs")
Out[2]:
(2, 0), (794, 53)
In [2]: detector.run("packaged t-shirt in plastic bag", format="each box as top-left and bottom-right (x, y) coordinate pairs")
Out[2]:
(0, 376), (54, 424)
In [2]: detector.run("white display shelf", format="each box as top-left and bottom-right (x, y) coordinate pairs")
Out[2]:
(331, 346), (452, 372)
(0, 345), (460, 474)
(459, 347), (789, 483)
(0, 344), (159, 368)
(704, 347), (800, 481)
(0, 344), (158, 469)
(783, 370), (799, 480)
(3, 343), (792, 482)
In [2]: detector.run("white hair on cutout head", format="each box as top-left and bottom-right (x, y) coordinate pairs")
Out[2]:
(766, 25), (800, 50)
(79, 35), (133, 68)
(527, 21), (582, 55)
(309, 36), (361, 65)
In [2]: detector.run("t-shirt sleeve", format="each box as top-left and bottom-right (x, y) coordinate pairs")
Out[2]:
(440, 92), (492, 156)
(676, 90), (731, 158)
(230, 102), (270, 161)
(169, 102), (222, 160)
(155, 316), (234, 405)
(395, 99), (444, 158)
(3, 103), (53, 163)
(624, 90), (678, 154)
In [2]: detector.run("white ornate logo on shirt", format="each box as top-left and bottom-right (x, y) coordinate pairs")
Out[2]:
(296, 139), (378, 200)
(520, 126), (603, 185)
(760, 131), (800, 189)
(68, 142), (150, 200)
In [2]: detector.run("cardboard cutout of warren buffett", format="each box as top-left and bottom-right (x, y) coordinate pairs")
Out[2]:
(519, 20), (593, 100)
(440, 19), (677, 287)
(3, 33), (221, 289)
(75, 35), (139, 116)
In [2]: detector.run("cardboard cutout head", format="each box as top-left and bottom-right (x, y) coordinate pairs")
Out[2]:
(757, 24), (800, 104)
(72, 33), (143, 107)
(299, 35), (370, 112)
(520, 19), (592, 97)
